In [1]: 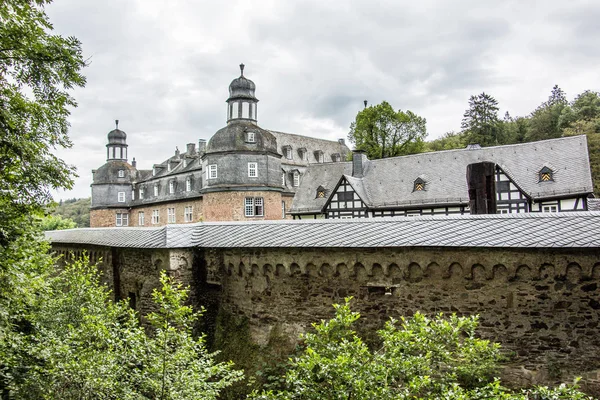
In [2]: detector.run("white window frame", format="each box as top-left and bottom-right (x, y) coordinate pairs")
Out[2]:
(184, 205), (193, 222)
(138, 211), (145, 226)
(118, 169), (125, 178)
(117, 192), (125, 202)
(115, 212), (129, 227)
(152, 210), (160, 225)
(281, 201), (286, 219)
(247, 131), (255, 142)
(207, 164), (217, 179)
(542, 205), (558, 213)
(169, 181), (175, 194)
(244, 197), (264, 217)
(167, 207), (175, 223)
(186, 177), (192, 192)
(183, 159), (187, 168)
(293, 172), (300, 187)
(152, 167), (156, 176)
(167, 162), (171, 172)
(248, 162), (257, 177)
(285, 147), (292, 160)
(131, 190), (135, 201)
(139, 187), (145, 199)
(281, 172), (286, 186)
(154, 185), (159, 197)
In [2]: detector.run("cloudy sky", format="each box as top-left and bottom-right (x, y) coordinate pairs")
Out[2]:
(46, 0), (600, 200)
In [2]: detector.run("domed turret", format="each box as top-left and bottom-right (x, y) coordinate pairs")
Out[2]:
(226, 64), (259, 123)
(106, 120), (128, 161)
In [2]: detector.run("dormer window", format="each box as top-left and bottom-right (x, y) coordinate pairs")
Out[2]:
(246, 131), (255, 143)
(283, 145), (292, 160)
(183, 159), (187, 168)
(298, 148), (307, 161)
(154, 184), (159, 197)
(413, 178), (426, 192)
(331, 153), (341, 162)
(140, 187), (145, 199)
(186, 177), (192, 192)
(118, 169), (125, 178)
(169, 181), (175, 194)
(293, 171), (300, 187)
(539, 167), (553, 182)
(316, 185), (327, 198)
(314, 150), (324, 163)
(152, 167), (156, 176)
(281, 171), (286, 186)
(167, 163), (171, 172)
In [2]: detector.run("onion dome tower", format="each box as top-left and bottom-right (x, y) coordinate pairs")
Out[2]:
(202, 65), (283, 221)
(106, 120), (128, 161)
(227, 64), (259, 123)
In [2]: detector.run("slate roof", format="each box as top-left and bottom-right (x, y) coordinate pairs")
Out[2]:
(46, 212), (600, 249)
(269, 130), (350, 167)
(291, 136), (594, 213)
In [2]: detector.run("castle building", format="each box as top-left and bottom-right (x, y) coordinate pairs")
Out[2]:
(91, 66), (594, 227)
(90, 65), (350, 227)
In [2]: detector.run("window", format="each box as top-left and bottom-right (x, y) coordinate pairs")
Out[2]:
(152, 209), (160, 224)
(331, 153), (341, 162)
(245, 197), (264, 217)
(281, 201), (286, 219)
(184, 206), (193, 222)
(542, 205), (558, 213)
(539, 167), (553, 182)
(283, 146), (292, 160)
(152, 167), (156, 176)
(293, 171), (300, 187)
(138, 211), (145, 226)
(413, 178), (425, 192)
(248, 162), (257, 177)
(139, 187), (145, 199)
(498, 209), (509, 214)
(154, 185), (159, 197)
(167, 208), (175, 223)
(186, 177), (192, 192)
(247, 131), (255, 142)
(115, 212), (129, 227)
(169, 181), (175, 194)
(167, 163), (171, 172)
(183, 159), (187, 168)
(315, 150), (324, 163)
(131, 190), (135, 200)
(281, 171), (286, 186)
(118, 169), (125, 178)
(207, 164), (217, 179)
(117, 192), (125, 202)
(298, 148), (306, 161)
(316, 186), (326, 198)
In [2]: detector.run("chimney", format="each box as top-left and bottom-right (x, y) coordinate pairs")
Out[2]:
(466, 162), (496, 214)
(175, 146), (180, 158)
(186, 142), (196, 154)
(198, 139), (207, 153)
(338, 138), (345, 145)
(352, 150), (368, 178)
(131, 157), (137, 168)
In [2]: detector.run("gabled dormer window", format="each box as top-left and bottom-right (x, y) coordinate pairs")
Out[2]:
(298, 148), (307, 161)
(331, 153), (341, 162)
(293, 171), (300, 187)
(118, 169), (125, 178)
(314, 150), (324, 163)
(152, 167), (156, 176)
(316, 185), (327, 198)
(539, 166), (553, 182)
(167, 162), (171, 172)
(247, 131), (255, 143)
(413, 178), (426, 192)
(183, 159), (187, 168)
(283, 145), (292, 160)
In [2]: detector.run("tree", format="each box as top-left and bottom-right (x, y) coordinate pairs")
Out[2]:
(0, 0), (86, 245)
(15, 260), (243, 399)
(461, 92), (502, 146)
(525, 85), (570, 142)
(348, 101), (427, 159)
(38, 214), (77, 231)
(251, 299), (592, 400)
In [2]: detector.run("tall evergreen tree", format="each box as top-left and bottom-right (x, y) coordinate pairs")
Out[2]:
(461, 92), (501, 146)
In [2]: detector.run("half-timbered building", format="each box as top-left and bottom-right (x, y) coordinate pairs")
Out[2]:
(290, 135), (594, 219)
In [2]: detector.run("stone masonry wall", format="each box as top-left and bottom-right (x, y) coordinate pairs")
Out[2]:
(50, 243), (600, 392)
(210, 246), (600, 390)
(203, 190), (283, 221)
(130, 198), (204, 227)
(90, 208), (129, 227)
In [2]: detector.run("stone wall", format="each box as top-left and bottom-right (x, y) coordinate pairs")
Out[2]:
(203, 190), (284, 221)
(50, 243), (600, 392)
(210, 246), (600, 389)
(90, 208), (129, 227)
(130, 198), (204, 226)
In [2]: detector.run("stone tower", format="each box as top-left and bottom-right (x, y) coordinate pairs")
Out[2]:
(90, 121), (138, 227)
(202, 65), (284, 221)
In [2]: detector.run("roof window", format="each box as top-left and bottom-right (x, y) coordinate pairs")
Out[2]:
(539, 166), (553, 182)
(413, 178), (426, 192)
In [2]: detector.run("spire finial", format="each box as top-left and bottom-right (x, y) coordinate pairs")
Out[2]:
(240, 63), (245, 76)
(363, 100), (367, 108)
(115, 119), (119, 129)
